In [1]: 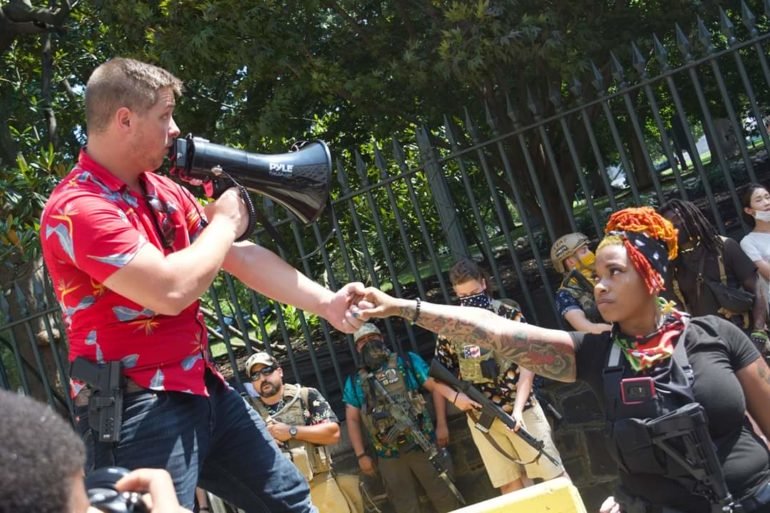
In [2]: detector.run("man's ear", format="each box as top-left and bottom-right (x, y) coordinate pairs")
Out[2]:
(115, 106), (133, 132)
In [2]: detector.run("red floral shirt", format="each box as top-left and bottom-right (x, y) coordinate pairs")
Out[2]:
(40, 149), (220, 396)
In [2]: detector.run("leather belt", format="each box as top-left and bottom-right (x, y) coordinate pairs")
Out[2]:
(73, 378), (145, 407)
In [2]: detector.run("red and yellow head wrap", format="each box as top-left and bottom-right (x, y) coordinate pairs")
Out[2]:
(598, 207), (679, 295)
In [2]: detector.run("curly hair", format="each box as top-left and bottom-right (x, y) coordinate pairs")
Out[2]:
(599, 207), (678, 294)
(0, 390), (85, 513)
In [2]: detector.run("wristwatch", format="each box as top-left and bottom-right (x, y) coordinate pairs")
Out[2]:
(289, 425), (298, 439)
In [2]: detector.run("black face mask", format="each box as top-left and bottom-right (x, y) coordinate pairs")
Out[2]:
(361, 339), (390, 370)
(459, 293), (492, 310)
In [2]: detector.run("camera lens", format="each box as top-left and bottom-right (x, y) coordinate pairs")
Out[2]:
(86, 467), (149, 513)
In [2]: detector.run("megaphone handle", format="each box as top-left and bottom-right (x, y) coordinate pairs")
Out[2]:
(235, 185), (257, 242)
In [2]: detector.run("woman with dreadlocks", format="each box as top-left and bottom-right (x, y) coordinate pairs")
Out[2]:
(658, 198), (768, 355)
(354, 207), (770, 513)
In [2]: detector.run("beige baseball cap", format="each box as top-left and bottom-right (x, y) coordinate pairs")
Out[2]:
(244, 352), (278, 375)
(354, 323), (382, 344)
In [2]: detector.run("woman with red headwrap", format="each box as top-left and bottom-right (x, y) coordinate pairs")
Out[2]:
(355, 207), (770, 513)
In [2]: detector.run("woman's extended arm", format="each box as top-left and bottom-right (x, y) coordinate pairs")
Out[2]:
(358, 288), (578, 382)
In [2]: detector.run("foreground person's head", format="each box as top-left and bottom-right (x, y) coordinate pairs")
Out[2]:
(0, 389), (90, 513)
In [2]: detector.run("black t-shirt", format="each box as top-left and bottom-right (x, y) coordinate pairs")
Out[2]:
(571, 315), (769, 512)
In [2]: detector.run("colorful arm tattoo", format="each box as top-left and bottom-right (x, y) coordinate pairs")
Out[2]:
(400, 301), (577, 382)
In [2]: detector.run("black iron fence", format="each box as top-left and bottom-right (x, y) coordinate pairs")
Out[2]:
(3, 3), (770, 420)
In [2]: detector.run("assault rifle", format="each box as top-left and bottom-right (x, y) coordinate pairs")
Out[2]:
(429, 359), (561, 467)
(363, 371), (465, 505)
(647, 402), (740, 513)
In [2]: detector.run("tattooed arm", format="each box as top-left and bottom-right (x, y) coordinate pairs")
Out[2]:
(737, 358), (770, 438)
(357, 288), (577, 382)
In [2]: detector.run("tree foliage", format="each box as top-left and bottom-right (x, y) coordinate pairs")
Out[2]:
(2, 0), (767, 280)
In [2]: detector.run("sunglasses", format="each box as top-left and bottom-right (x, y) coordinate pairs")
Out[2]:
(141, 180), (177, 250)
(249, 365), (277, 381)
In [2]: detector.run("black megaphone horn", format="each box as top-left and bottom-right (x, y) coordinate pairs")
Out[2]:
(169, 134), (332, 225)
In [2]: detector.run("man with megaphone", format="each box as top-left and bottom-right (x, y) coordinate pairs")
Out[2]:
(39, 57), (366, 513)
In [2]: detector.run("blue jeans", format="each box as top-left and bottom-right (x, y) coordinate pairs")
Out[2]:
(74, 370), (316, 513)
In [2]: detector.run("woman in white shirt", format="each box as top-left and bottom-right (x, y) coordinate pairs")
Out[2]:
(741, 183), (770, 302)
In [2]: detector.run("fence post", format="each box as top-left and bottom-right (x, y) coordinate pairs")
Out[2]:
(416, 127), (468, 261)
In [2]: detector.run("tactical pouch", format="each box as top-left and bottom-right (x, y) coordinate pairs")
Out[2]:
(480, 358), (500, 380)
(610, 417), (668, 476)
(289, 445), (314, 482)
(458, 349), (497, 383)
(309, 445), (332, 476)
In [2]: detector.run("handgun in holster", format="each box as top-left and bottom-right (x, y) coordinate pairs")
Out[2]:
(70, 357), (125, 443)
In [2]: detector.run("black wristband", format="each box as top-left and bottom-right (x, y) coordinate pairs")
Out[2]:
(412, 297), (421, 324)
(453, 390), (460, 405)
(356, 453), (367, 459)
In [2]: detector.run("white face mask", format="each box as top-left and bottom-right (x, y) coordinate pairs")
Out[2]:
(755, 211), (770, 223)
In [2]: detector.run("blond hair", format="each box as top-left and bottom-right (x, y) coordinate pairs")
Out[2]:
(85, 57), (183, 133)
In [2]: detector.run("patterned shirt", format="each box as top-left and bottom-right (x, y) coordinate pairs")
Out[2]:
(555, 288), (583, 317)
(343, 352), (435, 458)
(265, 387), (338, 426)
(435, 299), (534, 413)
(40, 149), (217, 396)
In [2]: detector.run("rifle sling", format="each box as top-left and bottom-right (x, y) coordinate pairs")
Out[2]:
(467, 409), (541, 466)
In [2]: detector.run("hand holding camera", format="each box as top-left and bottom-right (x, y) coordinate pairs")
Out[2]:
(87, 467), (192, 513)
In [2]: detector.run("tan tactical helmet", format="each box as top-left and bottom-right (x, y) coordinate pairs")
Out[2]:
(550, 232), (590, 274)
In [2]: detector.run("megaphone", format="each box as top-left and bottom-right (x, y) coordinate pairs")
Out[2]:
(169, 134), (332, 225)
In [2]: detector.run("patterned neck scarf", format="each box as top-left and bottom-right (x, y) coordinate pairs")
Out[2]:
(459, 293), (493, 310)
(612, 308), (687, 372)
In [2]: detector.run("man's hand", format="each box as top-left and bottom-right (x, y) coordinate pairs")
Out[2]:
(435, 422), (450, 447)
(453, 393), (481, 412)
(358, 455), (377, 476)
(327, 282), (367, 334)
(115, 468), (192, 513)
(599, 495), (621, 513)
(203, 186), (249, 240)
(266, 420), (292, 442)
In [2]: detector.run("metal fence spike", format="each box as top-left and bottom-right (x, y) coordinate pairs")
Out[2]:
(610, 51), (626, 85)
(484, 101), (496, 128)
(675, 24), (693, 61)
(719, 7), (736, 45)
(548, 82), (562, 109)
(653, 33), (670, 69)
(591, 61), (605, 93)
(742, 0), (757, 35)
(631, 42), (648, 77)
(569, 76), (583, 98)
(696, 17), (714, 52)
(526, 87), (540, 116)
